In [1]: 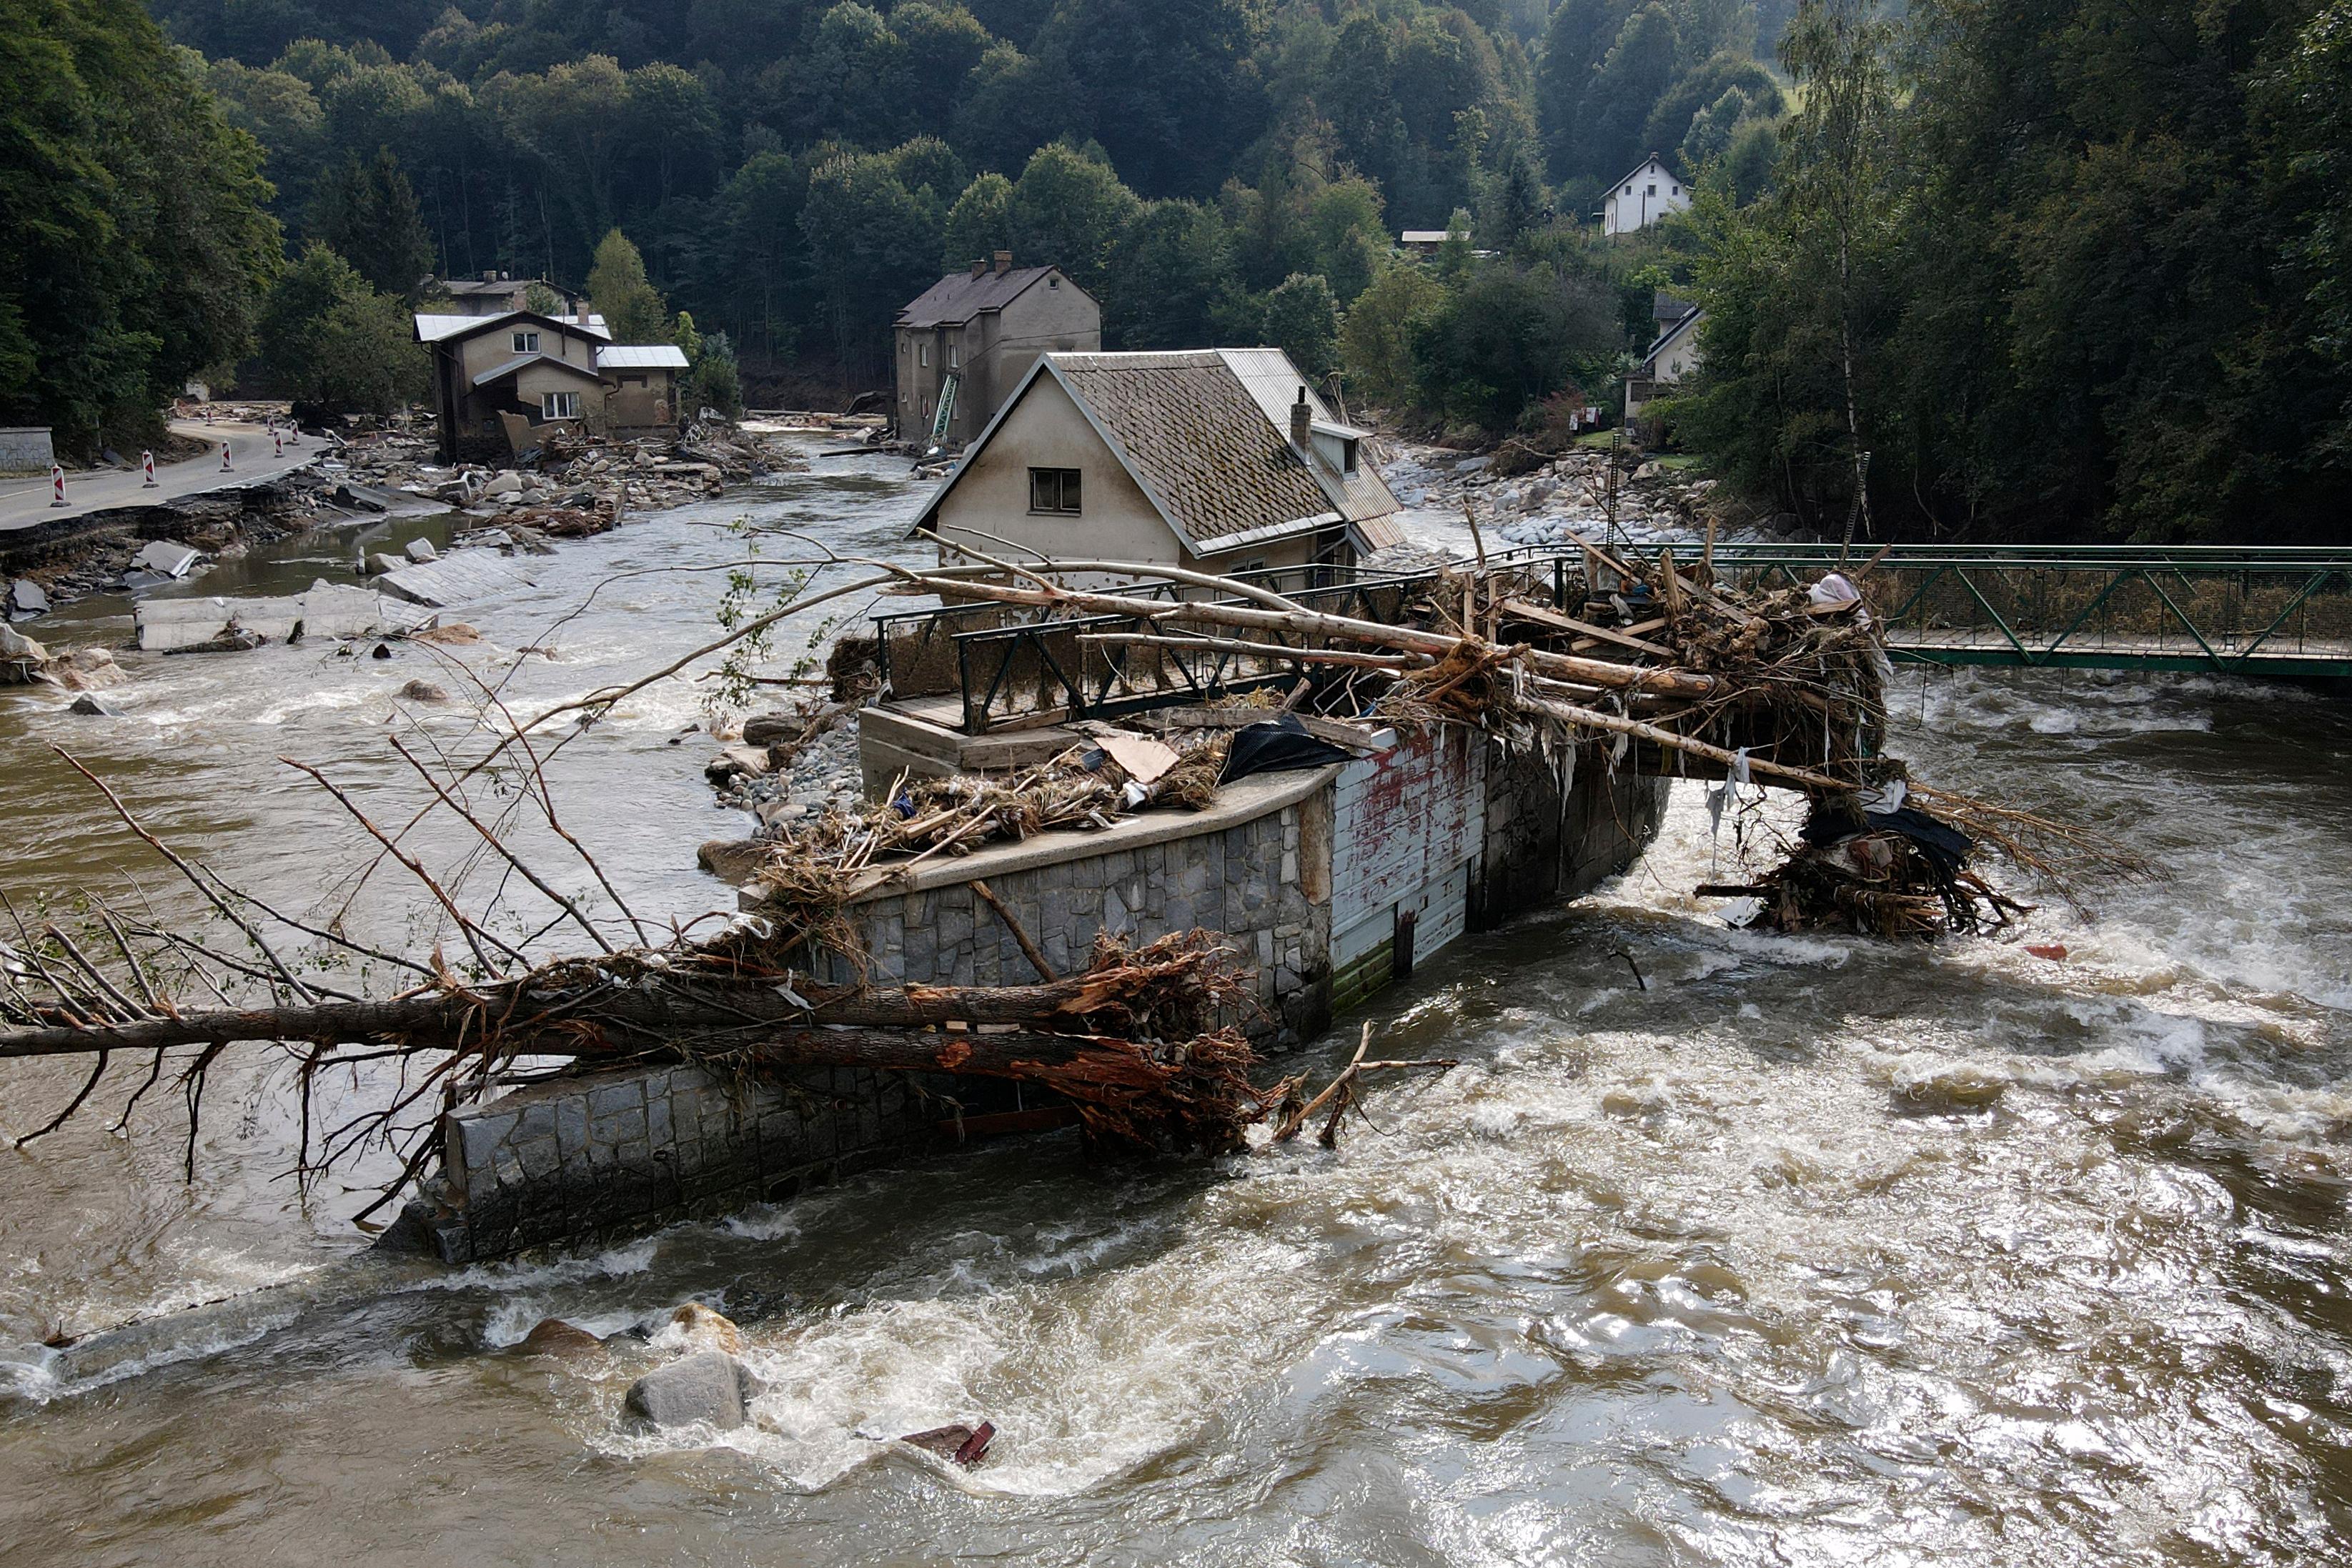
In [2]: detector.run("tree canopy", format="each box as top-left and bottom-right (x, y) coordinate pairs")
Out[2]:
(0, 0), (282, 452)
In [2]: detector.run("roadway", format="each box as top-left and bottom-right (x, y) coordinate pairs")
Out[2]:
(0, 421), (319, 535)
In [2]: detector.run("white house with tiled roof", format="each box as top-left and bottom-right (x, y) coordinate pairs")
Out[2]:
(910, 349), (1403, 576)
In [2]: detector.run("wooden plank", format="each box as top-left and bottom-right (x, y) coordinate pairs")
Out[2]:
(1502, 597), (1673, 658)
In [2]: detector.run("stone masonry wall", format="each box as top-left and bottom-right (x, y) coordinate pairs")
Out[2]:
(823, 801), (1326, 1042)
(403, 1061), (1022, 1264)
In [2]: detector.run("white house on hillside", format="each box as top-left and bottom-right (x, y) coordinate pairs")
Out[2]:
(1602, 154), (1690, 237)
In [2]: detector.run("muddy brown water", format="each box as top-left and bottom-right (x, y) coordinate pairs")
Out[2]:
(4, 452), (2350, 1564)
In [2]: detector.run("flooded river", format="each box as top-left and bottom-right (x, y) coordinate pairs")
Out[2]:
(4, 450), (2349, 1564)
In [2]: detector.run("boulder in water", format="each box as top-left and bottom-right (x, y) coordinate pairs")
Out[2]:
(68, 693), (114, 716)
(520, 1318), (603, 1359)
(899, 1421), (995, 1468)
(397, 679), (450, 703)
(622, 1351), (763, 1431)
(665, 1303), (745, 1355)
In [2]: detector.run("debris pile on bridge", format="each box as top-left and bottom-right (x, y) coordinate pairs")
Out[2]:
(838, 535), (2123, 939)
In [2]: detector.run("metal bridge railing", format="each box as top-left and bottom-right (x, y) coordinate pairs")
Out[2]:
(1677, 544), (2352, 675)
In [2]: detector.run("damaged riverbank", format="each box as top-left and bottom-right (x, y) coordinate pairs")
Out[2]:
(0, 407), (809, 627)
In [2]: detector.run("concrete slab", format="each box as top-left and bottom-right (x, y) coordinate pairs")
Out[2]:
(374, 549), (531, 607)
(137, 578), (433, 651)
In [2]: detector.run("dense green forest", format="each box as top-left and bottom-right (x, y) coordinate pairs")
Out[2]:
(2, 0), (2343, 541)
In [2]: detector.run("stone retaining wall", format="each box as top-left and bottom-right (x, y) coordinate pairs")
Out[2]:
(396, 738), (1669, 1264)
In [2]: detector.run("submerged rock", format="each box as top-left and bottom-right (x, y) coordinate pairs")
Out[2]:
(49, 647), (126, 692)
(520, 1318), (603, 1359)
(396, 679), (450, 703)
(899, 1421), (996, 1468)
(410, 622), (480, 646)
(68, 693), (114, 716)
(622, 1351), (763, 1431)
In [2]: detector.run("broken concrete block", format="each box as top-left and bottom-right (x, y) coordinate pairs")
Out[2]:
(130, 541), (202, 579)
(0, 623), (48, 664)
(403, 537), (439, 563)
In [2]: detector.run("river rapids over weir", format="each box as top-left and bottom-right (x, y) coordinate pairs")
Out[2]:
(3, 442), (2349, 1564)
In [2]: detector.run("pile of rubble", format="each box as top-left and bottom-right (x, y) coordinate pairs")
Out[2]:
(330, 416), (808, 522)
(1384, 440), (1768, 552)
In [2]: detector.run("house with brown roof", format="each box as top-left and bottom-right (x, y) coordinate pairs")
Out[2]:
(414, 309), (688, 461)
(895, 252), (1101, 448)
(910, 348), (1404, 576)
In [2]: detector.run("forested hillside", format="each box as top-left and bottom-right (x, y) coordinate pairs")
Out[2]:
(150, 0), (1765, 401)
(7, 0), (2343, 542)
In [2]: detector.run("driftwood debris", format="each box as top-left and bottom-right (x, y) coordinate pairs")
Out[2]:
(0, 537), (2134, 1216)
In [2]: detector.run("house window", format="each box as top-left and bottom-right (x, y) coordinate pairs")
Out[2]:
(1029, 467), (1081, 514)
(919, 344), (930, 367)
(512, 330), (540, 353)
(949, 343), (960, 368)
(542, 391), (579, 420)
(1671, 184), (1681, 195)
(1624, 184), (1633, 194)
(1341, 439), (1359, 475)
(1645, 184), (1657, 196)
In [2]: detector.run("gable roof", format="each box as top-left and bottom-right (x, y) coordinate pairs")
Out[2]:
(414, 308), (612, 345)
(470, 352), (605, 389)
(1608, 152), (1684, 194)
(915, 348), (1400, 556)
(1644, 305), (1704, 368)
(897, 264), (1091, 329)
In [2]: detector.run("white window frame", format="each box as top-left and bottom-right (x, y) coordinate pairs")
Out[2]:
(512, 330), (540, 354)
(542, 390), (580, 420)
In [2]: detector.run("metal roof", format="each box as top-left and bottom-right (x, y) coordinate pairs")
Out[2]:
(413, 309), (610, 345)
(916, 348), (1399, 554)
(1644, 306), (1704, 367)
(595, 344), (688, 369)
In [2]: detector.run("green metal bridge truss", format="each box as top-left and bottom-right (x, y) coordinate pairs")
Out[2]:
(1663, 543), (2352, 679)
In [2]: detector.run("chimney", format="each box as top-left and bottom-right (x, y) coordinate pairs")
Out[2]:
(993, 249), (1012, 275)
(1289, 385), (1311, 451)
(481, 270), (496, 284)
(970, 257), (988, 277)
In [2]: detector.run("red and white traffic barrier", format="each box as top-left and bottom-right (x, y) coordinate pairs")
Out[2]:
(142, 450), (157, 487)
(273, 430), (283, 457)
(219, 442), (233, 472)
(50, 465), (66, 508)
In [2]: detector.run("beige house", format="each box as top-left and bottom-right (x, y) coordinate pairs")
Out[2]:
(415, 309), (688, 461)
(432, 272), (580, 318)
(911, 348), (1404, 577)
(1624, 302), (1704, 438)
(895, 254), (1101, 448)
